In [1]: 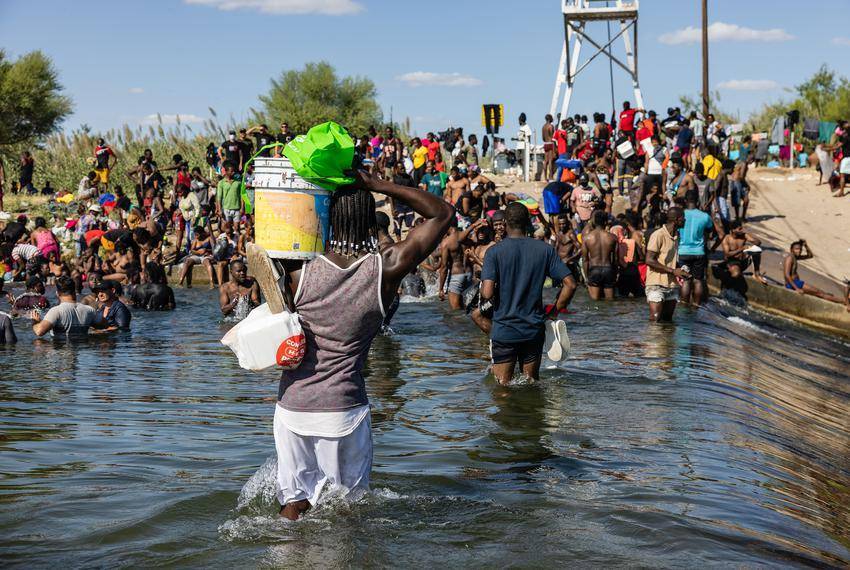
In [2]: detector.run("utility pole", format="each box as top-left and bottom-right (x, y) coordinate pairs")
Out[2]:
(701, 0), (709, 117)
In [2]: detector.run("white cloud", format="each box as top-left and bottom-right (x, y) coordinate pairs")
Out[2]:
(659, 22), (794, 45)
(717, 79), (780, 91)
(396, 72), (483, 88)
(128, 87), (144, 94)
(141, 113), (205, 126)
(184, 0), (363, 15)
(832, 37), (850, 46)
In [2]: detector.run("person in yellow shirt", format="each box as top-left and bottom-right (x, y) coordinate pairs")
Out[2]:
(411, 137), (429, 185)
(701, 146), (721, 180)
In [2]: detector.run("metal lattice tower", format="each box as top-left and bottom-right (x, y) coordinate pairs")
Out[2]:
(549, 0), (644, 119)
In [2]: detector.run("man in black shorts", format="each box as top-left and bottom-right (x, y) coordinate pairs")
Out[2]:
(581, 210), (617, 300)
(479, 202), (577, 384)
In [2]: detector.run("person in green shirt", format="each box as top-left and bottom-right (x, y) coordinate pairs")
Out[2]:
(216, 161), (243, 230)
(419, 161), (447, 197)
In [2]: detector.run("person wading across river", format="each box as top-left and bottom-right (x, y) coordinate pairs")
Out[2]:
(645, 207), (689, 322)
(582, 210), (618, 300)
(250, 169), (453, 521)
(477, 202), (577, 385)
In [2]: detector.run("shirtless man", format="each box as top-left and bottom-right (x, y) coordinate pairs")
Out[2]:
(550, 214), (581, 277)
(444, 166), (470, 208)
(467, 224), (495, 278)
(219, 260), (260, 316)
(730, 159), (751, 221)
(783, 240), (844, 303)
(542, 114), (556, 181)
(581, 210), (618, 300)
(721, 220), (767, 284)
(438, 219), (484, 309)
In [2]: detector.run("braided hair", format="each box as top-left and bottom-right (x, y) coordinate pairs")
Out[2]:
(328, 187), (378, 257)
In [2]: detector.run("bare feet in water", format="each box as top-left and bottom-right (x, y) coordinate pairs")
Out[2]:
(754, 272), (768, 285)
(280, 499), (311, 521)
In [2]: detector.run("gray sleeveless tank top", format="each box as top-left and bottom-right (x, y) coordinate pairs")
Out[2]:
(277, 253), (385, 412)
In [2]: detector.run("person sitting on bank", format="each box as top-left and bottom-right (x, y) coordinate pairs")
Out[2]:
(783, 240), (844, 304)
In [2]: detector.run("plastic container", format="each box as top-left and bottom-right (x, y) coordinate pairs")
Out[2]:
(252, 157), (331, 260)
(221, 303), (305, 371)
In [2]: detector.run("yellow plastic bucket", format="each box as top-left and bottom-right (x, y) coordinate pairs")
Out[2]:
(252, 157), (331, 260)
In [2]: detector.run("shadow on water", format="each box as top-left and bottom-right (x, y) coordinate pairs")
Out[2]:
(0, 288), (849, 566)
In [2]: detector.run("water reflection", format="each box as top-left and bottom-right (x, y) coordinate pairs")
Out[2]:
(0, 289), (848, 566)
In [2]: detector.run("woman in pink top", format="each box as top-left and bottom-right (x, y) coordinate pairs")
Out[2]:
(30, 217), (60, 262)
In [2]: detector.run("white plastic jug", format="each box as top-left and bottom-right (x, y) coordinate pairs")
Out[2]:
(221, 303), (305, 371)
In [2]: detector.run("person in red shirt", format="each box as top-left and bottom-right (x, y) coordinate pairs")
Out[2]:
(618, 101), (644, 142)
(552, 119), (570, 181)
(424, 132), (441, 162)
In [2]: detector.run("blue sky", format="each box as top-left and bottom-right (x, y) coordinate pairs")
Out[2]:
(2, 0), (850, 140)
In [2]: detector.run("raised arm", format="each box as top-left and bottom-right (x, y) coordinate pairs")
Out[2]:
(357, 170), (454, 287)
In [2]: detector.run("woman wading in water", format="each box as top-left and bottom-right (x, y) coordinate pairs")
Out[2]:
(250, 169), (453, 520)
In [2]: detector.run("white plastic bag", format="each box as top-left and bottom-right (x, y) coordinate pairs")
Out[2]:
(221, 303), (306, 371)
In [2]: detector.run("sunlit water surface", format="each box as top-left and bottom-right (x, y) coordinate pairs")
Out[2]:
(1, 287), (848, 567)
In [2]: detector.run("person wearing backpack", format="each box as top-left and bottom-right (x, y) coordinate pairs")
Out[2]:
(636, 135), (667, 214)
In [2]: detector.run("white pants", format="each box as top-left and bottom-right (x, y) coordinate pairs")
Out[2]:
(273, 405), (373, 507)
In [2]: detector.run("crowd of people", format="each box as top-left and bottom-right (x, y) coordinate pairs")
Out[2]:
(2, 102), (850, 527)
(1, 102), (849, 349)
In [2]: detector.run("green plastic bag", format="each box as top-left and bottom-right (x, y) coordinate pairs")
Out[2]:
(283, 121), (355, 191)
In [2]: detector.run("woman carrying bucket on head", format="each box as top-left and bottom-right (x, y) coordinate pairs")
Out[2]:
(248, 122), (454, 520)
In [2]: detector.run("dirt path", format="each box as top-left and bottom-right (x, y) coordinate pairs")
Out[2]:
(746, 167), (849, 294)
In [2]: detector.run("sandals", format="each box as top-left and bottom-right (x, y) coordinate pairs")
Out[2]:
(247, 243), (286, 314)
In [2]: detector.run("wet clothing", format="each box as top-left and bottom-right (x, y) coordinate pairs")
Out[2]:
(129, 283), (175, 310)
(490, 329), (545, 365)
(275, 253), (385, 508)
(0, 312), (16, 344)
(103, 300), (131, 329)
(274, 404), (372, 506)
(481, 237), (571, 344)
(278, 254), (385, 413)
(587, 266), (617, 288)
(42, 302), (103, 337)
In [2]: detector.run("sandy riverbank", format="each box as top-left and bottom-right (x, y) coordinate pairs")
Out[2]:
(746, 167), (848, 295)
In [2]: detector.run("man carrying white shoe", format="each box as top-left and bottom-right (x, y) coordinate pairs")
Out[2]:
(477, 202), (577, 385)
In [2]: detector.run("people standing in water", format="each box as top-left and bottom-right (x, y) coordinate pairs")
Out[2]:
(93, 280), (132, 331)
(250, 168), (453, 521)
(0, 280), (17, 344)
(678, 189), (713, 305)
(477, 202), (577, 385)
(645, 207), (689, 322)
(219, 260), (260, 317)
(581, 210), (618, 301)
(31, 276), (105, 338)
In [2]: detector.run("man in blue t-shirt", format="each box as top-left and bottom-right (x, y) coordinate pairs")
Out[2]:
(677, 189), (714, 305)
(478, 202), (577, 384)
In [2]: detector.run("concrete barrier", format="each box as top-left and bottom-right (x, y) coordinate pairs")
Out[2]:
(709, 277), (850, 339)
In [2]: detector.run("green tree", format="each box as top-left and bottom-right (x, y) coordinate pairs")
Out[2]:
(677, 90), (737, 124)
(256, 61), (382, 136)
(0, 50), (73, 146)
(795, 64), (836, 118)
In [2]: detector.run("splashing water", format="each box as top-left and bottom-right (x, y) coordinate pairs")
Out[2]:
(231, 295), (253, 321)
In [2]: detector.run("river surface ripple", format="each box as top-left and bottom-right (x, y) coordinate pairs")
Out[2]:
(0, 288), (848, 567)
